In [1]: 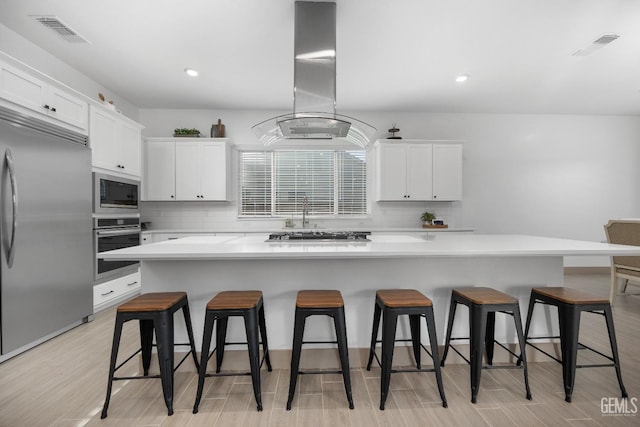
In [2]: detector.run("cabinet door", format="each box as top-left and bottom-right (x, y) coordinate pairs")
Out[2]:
(144, 140), (175, 201)
(0, 64), (48, 114)
(90, 108), (118, 170)
(433, 144), (462, 200)
(116, 121), (142, 177)
(47, 86), (88, 131)
(376, 144), (407, 201)
(175, 141), (202, 200)
(406, 144), (433, 200)
(201, 142), (228, 200)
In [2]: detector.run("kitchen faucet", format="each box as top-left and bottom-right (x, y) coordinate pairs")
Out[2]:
(302, 196), (309, 228)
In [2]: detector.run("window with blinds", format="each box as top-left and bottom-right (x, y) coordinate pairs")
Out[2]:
(239, 150), (367, 217)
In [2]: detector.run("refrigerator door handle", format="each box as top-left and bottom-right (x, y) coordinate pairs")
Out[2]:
(5, 149), (18, 268)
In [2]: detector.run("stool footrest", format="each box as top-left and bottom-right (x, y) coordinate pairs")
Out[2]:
(301, 340), (338, 345)
(298, 370), (344, 376)
(369, 343), (433, 370)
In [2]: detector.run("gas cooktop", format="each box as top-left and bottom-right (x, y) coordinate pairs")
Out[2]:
(266, 231), (371, 242)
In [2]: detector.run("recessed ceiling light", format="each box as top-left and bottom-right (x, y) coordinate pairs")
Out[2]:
(456, 74), (469, 83)
(184, 68), (199, 77)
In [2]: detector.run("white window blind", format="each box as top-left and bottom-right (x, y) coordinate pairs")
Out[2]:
(239, 150), (367, 217)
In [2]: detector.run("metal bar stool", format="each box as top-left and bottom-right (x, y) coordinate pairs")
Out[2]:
(366, 289), (448, 410)
(440, 287), (532, 404)
(286, 290), (354, 410)
(520, 287), (627, 402)
(193, 290), (272, 412)
(101, 292), (199, 418)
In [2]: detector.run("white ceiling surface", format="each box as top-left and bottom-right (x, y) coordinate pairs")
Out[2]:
(1, 0), (639, 115)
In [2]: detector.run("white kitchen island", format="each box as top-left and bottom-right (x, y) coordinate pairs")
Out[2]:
(100, 233), (640, 356)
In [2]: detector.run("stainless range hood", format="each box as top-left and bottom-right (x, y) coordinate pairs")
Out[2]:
(252, 1), (376, 147)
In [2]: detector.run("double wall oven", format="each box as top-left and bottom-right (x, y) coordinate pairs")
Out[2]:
(93, 173), (141, 283)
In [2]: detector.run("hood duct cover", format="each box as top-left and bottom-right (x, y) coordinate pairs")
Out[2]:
(252, 1), (376, 147)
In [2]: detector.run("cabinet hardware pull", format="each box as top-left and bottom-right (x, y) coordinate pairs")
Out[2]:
(170, 195), (174, 198)
(127, 281), (138, 286)
(43, 104), (50, 110)
(50, 107), (56, 112)
(101, 290), (115, 296)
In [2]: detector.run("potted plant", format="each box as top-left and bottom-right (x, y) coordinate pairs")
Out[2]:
(421, 211), (436, 225)
(174, 128), (201, 137)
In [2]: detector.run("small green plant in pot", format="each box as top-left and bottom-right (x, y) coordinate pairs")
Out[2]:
(421, 211), (436, 225)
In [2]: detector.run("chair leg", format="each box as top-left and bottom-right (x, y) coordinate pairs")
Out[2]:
(469, 305), (487, 404)
(485, 311), (496, 366)
(258, 303), (273, 371)
(512, 305), (532, 400)
(603, 306), (628, 398)
(101, 314), (125, 419)
(181, 301), (200, 370)
(366, 302), (382, 370)
(193, 311), (215, 414)
(558, 305), (580, 403)
(244, 309), (263, 411)
(287, 309), (306, 410)
(440, 297), (458, 366)
(334, 307), (354, 409)
(155, 312), (175, 416)
(139, 319), (154, 376)
(380, 309), (398, 410)
(424, 306), (448, 408)
(215, 316), (229, 373)
(409, 314), (421, 369)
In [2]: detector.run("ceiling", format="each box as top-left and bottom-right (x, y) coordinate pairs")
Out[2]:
(1, 0), (639, 115)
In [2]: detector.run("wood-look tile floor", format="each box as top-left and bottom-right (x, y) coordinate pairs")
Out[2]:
(1, 272), (638, 426)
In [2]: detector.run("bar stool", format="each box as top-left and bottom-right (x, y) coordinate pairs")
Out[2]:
(520, 287), (627, 402)
(440, 287), (532, 404)
(193, 290), (272, 412)
(366, 289), (448, 410)
(101, 292), (199, 418)
(286, 290), (354, 410)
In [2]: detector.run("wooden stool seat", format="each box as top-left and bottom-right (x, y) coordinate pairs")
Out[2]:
(117, 292), (187, 312)
(296, 290), (344, 308)
(530, 287), (608, 305)
(376, 289), (433, 307)
(452, 287), (517, 305)
(206, 290), (263, 310)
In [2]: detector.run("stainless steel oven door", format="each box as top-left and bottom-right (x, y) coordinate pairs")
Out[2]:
(94, 227), (140, 282)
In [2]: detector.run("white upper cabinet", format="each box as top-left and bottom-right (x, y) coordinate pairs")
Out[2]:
(0, 60), (88, 132)
(90, 105), (143, 178)
(376, 140), (462, 201)
(144, 138), (231, 202)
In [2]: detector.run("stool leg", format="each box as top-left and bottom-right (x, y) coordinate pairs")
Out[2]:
(215, 316), (229, 373)
(258, 303), (273, 371)
(409, 314), (421, 369)
(334, 306), (354, 409)
(155, 312), (175, 415)
(380, 308), (398, 410)
(512, 305), (532, 400)
(518, 293), (537, 367)
(485, 311), (496, 366)
(440, 297), (458, 366)
(139, 319), (154, 376)
(244, 308), (264, 411)
(181, 301), (200, 370)
(424, 306), (448, 408)
(287, 309), (306, 410)
(603, 305), (628, 398)
(469, 305), (487, 404)
(101, 314), (125, 419)
(366, 302), (382, 370)
(193, 311), (215, 414)
(558, 305), (580, 403)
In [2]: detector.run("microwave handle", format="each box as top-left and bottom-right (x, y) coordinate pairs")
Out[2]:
(4, 149), (18, 268)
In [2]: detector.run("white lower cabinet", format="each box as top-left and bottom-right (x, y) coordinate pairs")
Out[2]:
(93, 270), (141, 312)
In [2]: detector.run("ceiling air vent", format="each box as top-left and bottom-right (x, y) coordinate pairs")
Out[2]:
(572, 33), (619, 56)
(31, 16), (89, 43)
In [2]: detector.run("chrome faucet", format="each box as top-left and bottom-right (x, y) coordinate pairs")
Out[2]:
(302, 196), (309, 228)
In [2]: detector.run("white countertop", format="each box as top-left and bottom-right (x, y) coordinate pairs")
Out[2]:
(141, 227), (475, 234)
(101, 233), (640, 261)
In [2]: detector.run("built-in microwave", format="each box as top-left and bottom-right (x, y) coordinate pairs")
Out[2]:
(93, 172), (140, 214)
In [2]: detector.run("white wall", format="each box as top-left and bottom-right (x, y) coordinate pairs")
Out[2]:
(139, 108), (640, 266)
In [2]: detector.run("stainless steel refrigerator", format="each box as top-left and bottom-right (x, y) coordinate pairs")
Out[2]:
(0, 106), (93, 360)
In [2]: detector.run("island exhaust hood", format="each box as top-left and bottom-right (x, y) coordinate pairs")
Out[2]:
(252, 1), (376, 147)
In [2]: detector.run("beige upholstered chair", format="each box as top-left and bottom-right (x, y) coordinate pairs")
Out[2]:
(604, 219), (640, 305)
